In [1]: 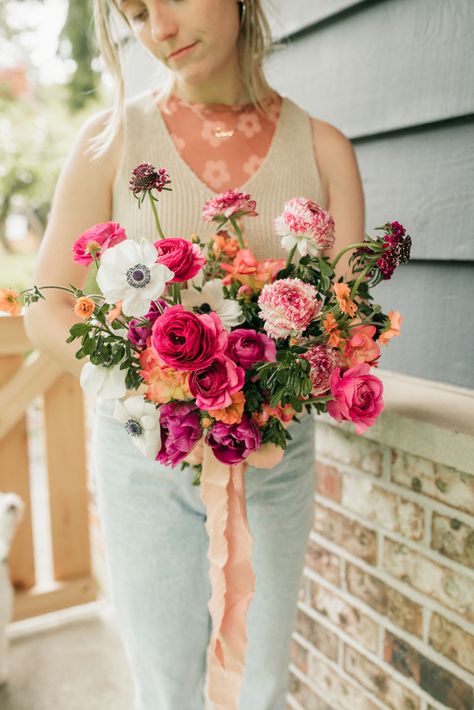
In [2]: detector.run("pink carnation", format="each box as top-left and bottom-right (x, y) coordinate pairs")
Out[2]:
(154, 237), (206, 282)
(302, 344), (340, 396)
(275, 198), (335, 256)
(72, 222), (127, 265)
(202, 190), (257, 222)
(258, 278), (321, 339)
(327, 363), (384, 434)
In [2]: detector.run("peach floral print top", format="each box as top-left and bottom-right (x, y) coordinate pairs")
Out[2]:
(154, 92), (282, 192)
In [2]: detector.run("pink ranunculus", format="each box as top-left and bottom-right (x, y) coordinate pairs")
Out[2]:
(225, 328), (276, 370)
(189, 356), (245, 410)
(258, 278), (322, 339)
(151, 305), (227, 371)
(302, 344), (340, 396)
(157, 402), (202, 466)
(274, 198), (335, 255)
(154, 237), (206, 283)
(343, 324), (380, 367)
(206, 415), (261, 465)
(72, 222), (127, 265)
(327, 363), (384, 434)
(202, 190), (258, 222)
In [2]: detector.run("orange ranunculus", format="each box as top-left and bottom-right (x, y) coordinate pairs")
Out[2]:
(0, 288), (21, 316)
(145, 363), (192, 404)
(208, 391), (246, 425)
(212, 230), (240, 258)
(379, 310), (403, 346)
(333, 282), (357, 317)
(343, 324), (380, 367)
(73, 296), (95, 319)
(222, 249), (284, 290)
(106, 300), (123, 322)
(323, 313), (343, 348)
(252, 401), (296, 427)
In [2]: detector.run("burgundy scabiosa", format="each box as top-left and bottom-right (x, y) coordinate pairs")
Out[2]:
(129, 163), (171, 204)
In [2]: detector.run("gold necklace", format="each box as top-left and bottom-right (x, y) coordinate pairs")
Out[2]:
(179, 98), (239, 140)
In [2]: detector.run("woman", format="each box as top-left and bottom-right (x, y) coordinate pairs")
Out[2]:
(25, 1), (364, 708)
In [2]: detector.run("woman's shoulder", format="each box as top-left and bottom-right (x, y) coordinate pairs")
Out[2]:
(309, 115), (359, 206)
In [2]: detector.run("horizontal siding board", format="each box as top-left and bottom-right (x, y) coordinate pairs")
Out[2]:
(372, 261), (474, 388)
(266, 0), (474, 137)
(354, 120), (474, 261)
(266, 0), (368, 39)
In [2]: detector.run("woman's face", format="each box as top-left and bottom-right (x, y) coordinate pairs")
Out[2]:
(118, 0), (242, 88)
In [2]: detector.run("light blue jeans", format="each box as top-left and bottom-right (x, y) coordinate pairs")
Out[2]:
(91, 398), (315, 710)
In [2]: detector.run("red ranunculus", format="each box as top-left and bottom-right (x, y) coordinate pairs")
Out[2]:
(154, 237), (206, 282)
(189, 356), (245, 410)
(225, 328), (276, 370)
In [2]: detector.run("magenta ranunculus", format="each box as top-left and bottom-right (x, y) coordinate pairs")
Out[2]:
(157, 401), (202, 467)
(302, 344), (340, 396)
(327, 363), (384, 434)
(202, 190), (258, 222)
(151, 305), (227, 371)
(189, 356), (245, 410)
(154, 238), (206, 283)
(127, 299), (167, 350)
(225, 328), (276, 370)
(205, 415), (261, 465)
(72, 222), (127, 265)
(258, 277), (321, 339)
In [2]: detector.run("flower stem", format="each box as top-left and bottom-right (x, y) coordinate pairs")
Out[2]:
(229, 217), (245, 249)
(331, 240), (373, 268)
(285, 244), (297, 268)
(350, 265), (372, 300)
(171, 282), (182, 304)
(148, 192), (165, 239)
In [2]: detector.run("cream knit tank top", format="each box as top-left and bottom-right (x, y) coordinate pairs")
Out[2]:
(112, 90), (325, 261)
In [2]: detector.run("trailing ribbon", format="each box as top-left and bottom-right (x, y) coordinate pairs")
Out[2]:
(200, 444), (255, 710)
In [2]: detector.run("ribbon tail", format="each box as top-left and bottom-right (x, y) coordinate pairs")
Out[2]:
(200, 446), (255, 710)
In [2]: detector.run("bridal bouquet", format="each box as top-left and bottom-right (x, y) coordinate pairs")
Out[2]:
(1, 162), (411, 709)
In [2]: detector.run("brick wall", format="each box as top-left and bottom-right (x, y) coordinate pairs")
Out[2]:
(288, 417), (474, 710)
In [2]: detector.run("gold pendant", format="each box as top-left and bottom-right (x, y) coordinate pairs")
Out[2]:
(213, 127), (234, 139)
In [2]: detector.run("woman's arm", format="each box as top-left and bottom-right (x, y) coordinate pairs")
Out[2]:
(24, 111), (123, 378)
(311, 118), (365, 281)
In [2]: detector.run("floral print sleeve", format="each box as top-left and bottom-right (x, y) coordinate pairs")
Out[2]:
(154, 92), (282, 193)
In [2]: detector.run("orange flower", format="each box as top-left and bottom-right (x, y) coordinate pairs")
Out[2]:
(212, 230), (240, 258)
(252, 402), (296, 427)
(141, 350), (192, 404)
(322, 313), (343, 348)
(221, 249), (284, 290)
(333, 282), (357, 317)
(379, 310), (403, 346)
(73, 296), (95, 319)
(106, 300), (123, 322)
(0, 287), (21, 316)
(208, 391), (246, 425)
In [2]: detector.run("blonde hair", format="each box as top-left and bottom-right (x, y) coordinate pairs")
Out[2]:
(89, 0), (275, 158)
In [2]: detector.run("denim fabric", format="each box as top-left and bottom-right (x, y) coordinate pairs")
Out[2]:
(91, 398), (315, 710)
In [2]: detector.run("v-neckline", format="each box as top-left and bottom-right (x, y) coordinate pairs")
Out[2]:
(151, 93), (288, 198)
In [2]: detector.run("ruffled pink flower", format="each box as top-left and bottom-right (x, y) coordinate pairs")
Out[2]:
(151, 305), (227, 371)
(302, 344), (340, 396)
(154, 238), (206, 282)
(206, 415), (261, 465)
(327, 363), (384, 434)
(258, 278), (321, 339)
(157, 402), (202, 466)
(225, 328), (276, 369)
(343, 325), (380, 367)
(202, 190), (257, 222)
(189, 356), (245, 410)
(72, 222), (127, 265)
(275, 198), (335, 256)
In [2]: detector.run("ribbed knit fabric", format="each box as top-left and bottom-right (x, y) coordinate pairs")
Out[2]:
(112, 90), (325, 261)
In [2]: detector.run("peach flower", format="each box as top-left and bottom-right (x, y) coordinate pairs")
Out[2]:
(252, 402), (296, 427)
(73, 296), (95, 319)
(322, 313), (343, 348)
(0, 288), (21, 316)
(343, 325), (380, 367)
(379, 310), (403, 346)
(212, 231), (240, 258)
(139, 345), (192, 404)
(106, 301), (123, 322)
(208, 391), (246, 425)
(333, 282), (357, 317)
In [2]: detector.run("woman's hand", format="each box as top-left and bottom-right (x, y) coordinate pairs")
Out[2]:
(183, 436), (205, 466)
(245, 442), (284, 469)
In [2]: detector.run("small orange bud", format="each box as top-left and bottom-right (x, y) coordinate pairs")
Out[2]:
(74, 296), (95, 319)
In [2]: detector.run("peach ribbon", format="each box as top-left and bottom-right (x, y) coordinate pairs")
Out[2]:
(200, 444), (255, 710)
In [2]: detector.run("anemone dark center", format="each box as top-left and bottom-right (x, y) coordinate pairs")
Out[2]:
(126, 263), (151, 288)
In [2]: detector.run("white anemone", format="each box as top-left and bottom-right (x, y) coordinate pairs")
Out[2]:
(96, 238), (174, 317)
(80, 362), (128, 399)
(181, 279), (244, 330)
(113, 397), (161, 459)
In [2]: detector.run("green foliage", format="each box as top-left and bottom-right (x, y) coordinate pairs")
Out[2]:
(256, 348), (312, 410)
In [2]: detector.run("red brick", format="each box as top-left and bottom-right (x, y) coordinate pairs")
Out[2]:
(290, 639), (308, 675)
(316, 462), (342, 502)
(315, 423), (383, 476)
(295, 609), (339, 661)
(309, 580), (378, 652)
(346, 563), (423, 636)
(288, 673), (333, 710)
(314, 504), (377, 564)
(429, 612), (474, 675)
(383, 538), (474, 621)
(431, 512), (474, 570)
(307, 651), (379, 710)
(391, 450), (474, 515)
(385, 631), (474, 709)
(304, 541), (341, 586)
(345, 645), (420, 709)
